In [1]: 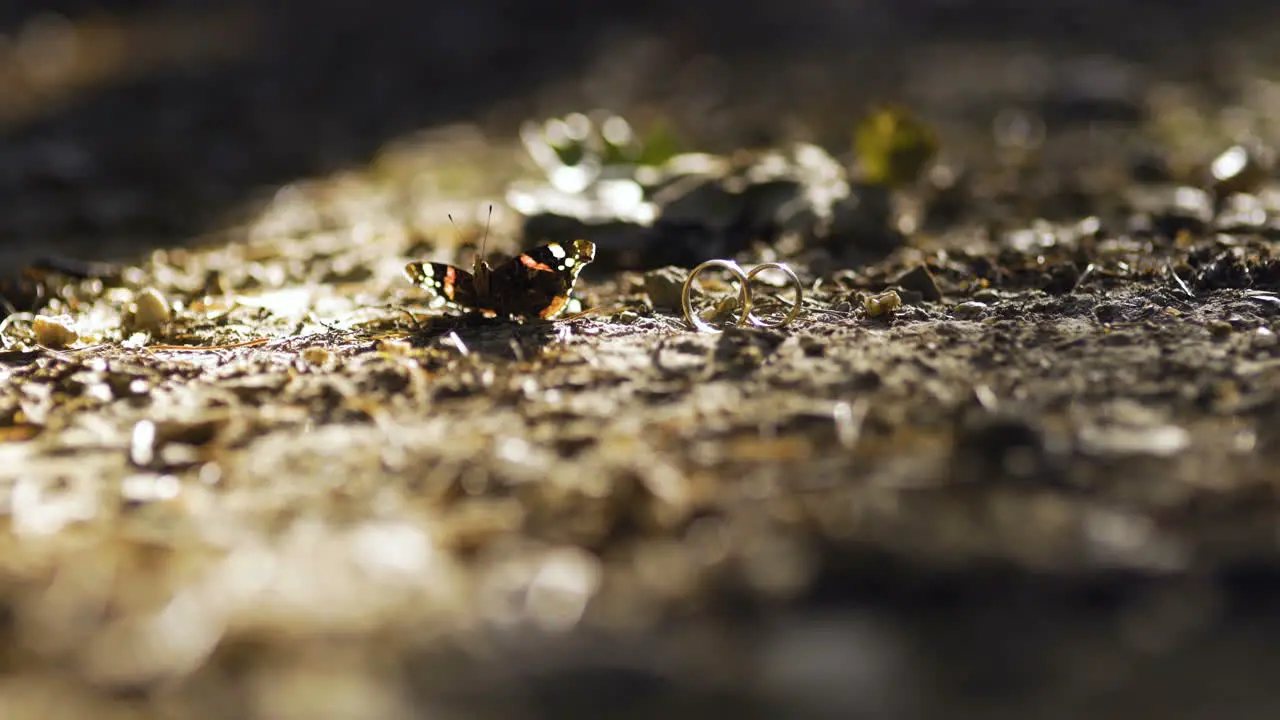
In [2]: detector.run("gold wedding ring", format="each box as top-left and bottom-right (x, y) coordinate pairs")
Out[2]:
(682, 259), (752, 334)
(681, 260), (803, 333)
(745, 262), (803, 329)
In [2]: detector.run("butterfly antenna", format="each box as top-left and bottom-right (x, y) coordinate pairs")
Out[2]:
(479, 203), (493, 259)
(448, 212), (476, 273)
(446, 213), (461, 252)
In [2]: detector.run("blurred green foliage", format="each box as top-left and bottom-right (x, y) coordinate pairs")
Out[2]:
(854, 105), (939, 188)
(531, 111), (683, 174)
(631, 116), (682, 167)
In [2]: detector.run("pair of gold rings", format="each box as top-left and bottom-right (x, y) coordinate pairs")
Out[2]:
(680, 259), (804, 333)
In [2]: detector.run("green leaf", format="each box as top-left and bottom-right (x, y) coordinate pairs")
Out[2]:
(854, 105), (939, 188)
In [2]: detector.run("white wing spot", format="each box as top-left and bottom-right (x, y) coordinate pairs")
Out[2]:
(548, 244), (566, 259)
(563, 257), (575, 268)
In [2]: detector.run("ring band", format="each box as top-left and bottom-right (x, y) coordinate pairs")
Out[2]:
(682, 259), (752, 334)
(681, 260), (803, 332)
(745, 262), (803, 329)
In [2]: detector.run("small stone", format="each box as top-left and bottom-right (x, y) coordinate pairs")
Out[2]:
(376, 338), (412, 355)
(953, 301), (988, 318)
(1254, 327), (1278, 349)
(127, 287), (171, 334)
(1208, 320), (1233, 339)
(1042, 263), (1081, 295)
(1210, 143), (1272, 199)
(31, 316), (78, 348)
(1126, 185), (1213, 237)
(798, 335), (826, 357)
(1215, 192), (1270, 233)
(1078, 422), (1189, 458)
(300, 347), (333, 366)
(892, 264), (942, 302)
(130, 419), (158, 467)
(524, 547), (604, 632)
(615, 310), (640, 324)
(643, 266), (687, 310)
(121, 474), (181, 504)
(972, 288), (1001, 303)
(863, 290), (901, 317)
(1093, 302), (1124, 324)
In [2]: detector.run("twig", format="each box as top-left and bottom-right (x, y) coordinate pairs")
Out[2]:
(1167, 263), (1194, 298)
(144, 338), (270, 351)
(557, 307), (602, 322)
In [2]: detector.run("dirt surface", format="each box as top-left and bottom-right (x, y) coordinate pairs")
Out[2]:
(5, 2), (1280, 719)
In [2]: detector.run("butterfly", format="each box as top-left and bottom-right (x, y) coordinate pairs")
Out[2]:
(403, 211), (595, 319)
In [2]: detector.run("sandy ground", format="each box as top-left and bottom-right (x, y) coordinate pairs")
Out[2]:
(4, 2), (1280, 718)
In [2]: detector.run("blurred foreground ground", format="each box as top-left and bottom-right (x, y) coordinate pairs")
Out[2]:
(5, 1), (1280, 719)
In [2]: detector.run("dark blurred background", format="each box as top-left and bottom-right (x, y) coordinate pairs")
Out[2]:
(0, 0), (1276, 267)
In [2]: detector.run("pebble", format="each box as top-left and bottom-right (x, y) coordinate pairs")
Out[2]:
(798, 335), (826, 357)
(1078, 422), (1189, 458)
(1254, 327), (1278, 349)
(1210, 143), (1272, 199)
(953, 301), (989, 318)
(301, 347), (334, 366)
(1126, 184), (1213, 236)
(864, 290), (901, 317)
(130, 419), (158, 467)
(31, 316), (78, 348)
(121, 473), (181, 504)
(375, 338), (412, 355)
(892, 264), (942, 302)
(127, 287), (171, 334)
(643, 266), (687, 310)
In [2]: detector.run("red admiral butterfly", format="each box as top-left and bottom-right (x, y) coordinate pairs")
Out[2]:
(403, 212), (595, 320)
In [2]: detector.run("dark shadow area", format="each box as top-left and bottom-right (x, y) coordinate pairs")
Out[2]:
(398, 564), (1280, 720)
(0, 0), (611, 263)
(0, 0), (1274, 271)
(402, 312), (567, 364)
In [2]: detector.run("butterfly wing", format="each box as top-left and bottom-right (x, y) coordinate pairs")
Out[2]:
(403, 262), (481, 309)
(487, 239), (596, 319)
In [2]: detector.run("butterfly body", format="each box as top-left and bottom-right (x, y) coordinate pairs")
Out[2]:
(404, 239), (596, 320)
